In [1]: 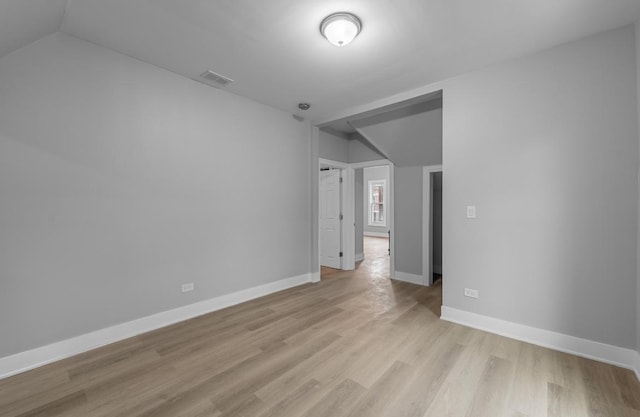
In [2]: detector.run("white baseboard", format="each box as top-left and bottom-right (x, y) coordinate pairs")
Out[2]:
(355, 253), (364, 262)
(433, 264), (442, 275)
(634, 350), (640, 382)
(441, 306), (637, 371)
(310, 271), (321, 283)
(364, 231), (388, 238)
(0, 273), (312, 380)
(393, 271), (426, 286)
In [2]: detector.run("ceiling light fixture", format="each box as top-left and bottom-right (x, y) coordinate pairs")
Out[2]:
(320, 12), (362, 47)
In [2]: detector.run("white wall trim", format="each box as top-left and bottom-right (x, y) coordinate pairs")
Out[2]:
(342, 167), (355, 270)
(0, 273), (312, 380)
(364, 231), (388, 238)
(350, 159), (392, 169)
(355, 252), (364, 262)
(634, 351), (640, 382)
(441, 306), (637, 371)
(389, 165), (395, 275)
(393, 271), (426, 286)
(319, 157), (349, 169)
(316, 87), (445, 129)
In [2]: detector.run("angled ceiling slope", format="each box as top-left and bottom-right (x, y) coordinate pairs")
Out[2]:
(0, 0), (67, 59)
(354, 99), (442, 167)
(319, 91), (442, 167)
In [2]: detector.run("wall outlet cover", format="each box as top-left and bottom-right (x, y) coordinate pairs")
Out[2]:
(466, 206), (476, 218)
(464, 288), (479, 298)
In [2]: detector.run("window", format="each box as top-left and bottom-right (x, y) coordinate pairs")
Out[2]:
(368, 180), (386, 227)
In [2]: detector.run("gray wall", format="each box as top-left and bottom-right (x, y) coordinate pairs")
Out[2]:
(355, 169), (364, 258)
(363, 166), (390, 235)
(636, 21), (640, 360)
(319, 130), (349, 163)
(394, 167), (424, 276)
(442, 25), (638, 348)
(319, 130), (385, 165)
(433, 172), (443, 274)
(0, 33), (311, 357)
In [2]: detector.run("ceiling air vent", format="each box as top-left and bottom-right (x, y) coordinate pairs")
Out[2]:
(198, 70), (234, 87)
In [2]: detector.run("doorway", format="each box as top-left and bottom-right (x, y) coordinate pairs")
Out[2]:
(432, 172), (442, 283)
(423, 166), (443, 286)
(317, 158), (394, 281)
(358, 164), (391, 278)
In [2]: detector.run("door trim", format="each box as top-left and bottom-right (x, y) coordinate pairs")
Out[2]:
(314, 154), (394, 278)
(319, 158), (348, 169)
(423, 165), (443, 286)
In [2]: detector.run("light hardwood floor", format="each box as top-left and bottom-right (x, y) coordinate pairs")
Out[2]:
(1, 237), (639, 416)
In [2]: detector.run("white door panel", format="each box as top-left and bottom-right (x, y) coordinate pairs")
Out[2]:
(320, 169), (341, 269)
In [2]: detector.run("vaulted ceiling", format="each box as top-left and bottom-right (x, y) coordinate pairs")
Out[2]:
(3, 0), (640, 122)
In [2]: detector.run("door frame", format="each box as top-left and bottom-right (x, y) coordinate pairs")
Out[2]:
(352, 160), (395, 277)
(315, 157), (395, 280)
(423, 165), (443, 286)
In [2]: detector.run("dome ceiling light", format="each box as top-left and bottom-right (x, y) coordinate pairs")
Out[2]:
(320, 12), (362, 47)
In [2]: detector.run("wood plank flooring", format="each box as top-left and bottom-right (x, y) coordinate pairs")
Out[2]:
(1, 237), (639, 416)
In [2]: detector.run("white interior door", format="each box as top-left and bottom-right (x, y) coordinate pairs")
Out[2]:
(320, 169), (341, 269)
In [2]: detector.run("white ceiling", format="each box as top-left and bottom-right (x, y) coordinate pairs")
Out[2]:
(2, 0), (640, 121)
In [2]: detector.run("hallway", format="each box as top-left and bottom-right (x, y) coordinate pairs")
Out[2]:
(321, 236), (389, 282)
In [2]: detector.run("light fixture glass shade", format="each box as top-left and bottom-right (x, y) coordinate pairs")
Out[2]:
(320, 13), (362, 47)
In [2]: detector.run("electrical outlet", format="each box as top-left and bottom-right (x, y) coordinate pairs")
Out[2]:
(464, 288), (479, 299)
(181, 283), (194, 293)
(466, 206), (476, 218)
